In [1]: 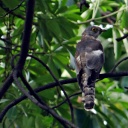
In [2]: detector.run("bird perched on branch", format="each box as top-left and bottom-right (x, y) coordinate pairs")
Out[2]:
(75, 26), (105, 110)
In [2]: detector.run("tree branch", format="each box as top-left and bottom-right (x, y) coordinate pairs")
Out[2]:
(116, 33), (128, 42)
(52, 92), (81, 109)
(0, 73), (13, 99)
(110, 57), (128, 72)
(0, 0), (25, 18)
(99, 72), (128, 79)
(0, 0), (35, 99)
(13, 70), (77, 128)
(20, 73), (46, 105)
(16, 1), (35, 70)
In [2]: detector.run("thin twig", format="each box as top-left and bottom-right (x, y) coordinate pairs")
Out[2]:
(20, 73), (46, 104)
(99, 72), (128, 79)
(0, 45), (20, 52)
(52, 92), (81, 109)
(110, 57), (128, 73)
(0, 37), (12, 44)
(116, 33), (128, 42)
(0, 0), (25, 18)
(0, 2), (37, 25)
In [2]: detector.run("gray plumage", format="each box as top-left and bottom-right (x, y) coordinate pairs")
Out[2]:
(75, 26), (105, 110)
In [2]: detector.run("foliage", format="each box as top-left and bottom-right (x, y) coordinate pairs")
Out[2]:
(0, 0), (128, 128)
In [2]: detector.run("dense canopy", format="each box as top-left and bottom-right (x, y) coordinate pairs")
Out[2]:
(0, 0), (128, 128)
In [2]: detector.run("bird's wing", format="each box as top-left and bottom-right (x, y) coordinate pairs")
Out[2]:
(86, 50), (104, 72)
(75, 48), (104, 87)
(75, 51), (92, 89)
(75, 51), (85, 74)
(75, 50), (104, 73)
(75, 51), (85, 89)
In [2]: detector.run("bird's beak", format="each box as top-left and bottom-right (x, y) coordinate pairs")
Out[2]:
(100, 29), (106, 33)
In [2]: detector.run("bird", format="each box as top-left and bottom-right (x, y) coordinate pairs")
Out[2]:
(75, 26), (105, 111)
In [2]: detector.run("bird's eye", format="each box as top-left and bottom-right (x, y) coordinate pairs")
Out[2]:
(91, 27), (98, 33)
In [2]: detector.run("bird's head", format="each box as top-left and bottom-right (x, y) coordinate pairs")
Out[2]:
(82, 26), (106, 38)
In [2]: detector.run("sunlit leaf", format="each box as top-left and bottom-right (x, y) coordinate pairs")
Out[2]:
(112, 28), (122, 60)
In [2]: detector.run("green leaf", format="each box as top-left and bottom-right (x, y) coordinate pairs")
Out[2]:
(121, 76), (128, 88)
(55, 6), (68, 14)
(37, 32), (44, 47)
(53, 56), (75, 77)
(81, 9), (93, 21)
(40, 88), (55, 100)
(63, 13), (82, 21)
(22, 116), (34, 128)
(46, 19), (62, 41)
(104, 47), (115, 72)
(6, 106), (18, 120)
(35, 116), (53, 128)
(121, 10), (128, 29)
(116, 5), (125, 22)
(1, 0), (20, 9)
(57, 17), (77, 39)
(67, 49), (75, 70)
(112, 28), (122, 60)
(0, 99), (9, 103)
(62, 36), (80, 45)
(48, 56), (60, 79)
(109, 103), (127, 119)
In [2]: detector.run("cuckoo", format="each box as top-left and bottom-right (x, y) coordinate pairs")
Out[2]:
(75, 26), (105, 110)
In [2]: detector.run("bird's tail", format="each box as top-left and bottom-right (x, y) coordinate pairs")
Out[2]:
(79, 70), (95, 110)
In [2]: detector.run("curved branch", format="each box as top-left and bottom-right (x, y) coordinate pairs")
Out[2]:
(0, 78), (76, 122)
(110, 57), (128, 72)
(20, 73), (46, 105)
(52, 92), (81, 109)
(27, 54), (74, 123)
(0, 0), (25, 18)
(116, 33), (128, 42)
